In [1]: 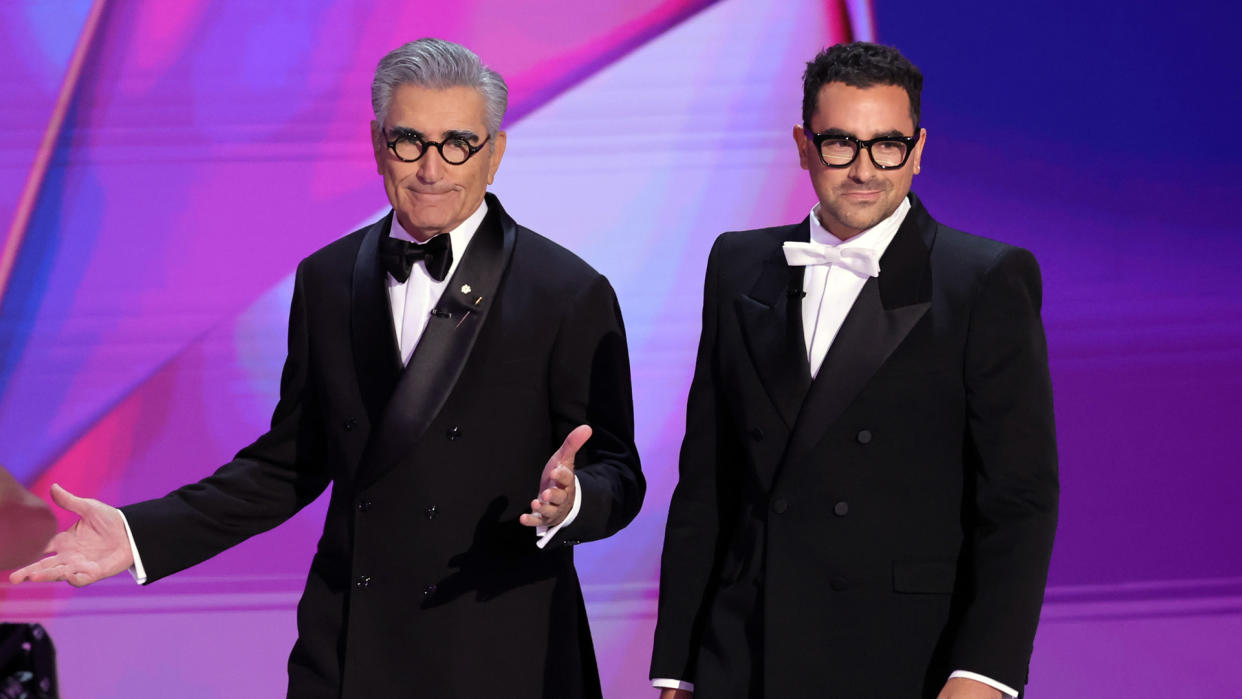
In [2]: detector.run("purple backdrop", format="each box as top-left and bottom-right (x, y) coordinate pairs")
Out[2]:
(1, 0), (1239, 696)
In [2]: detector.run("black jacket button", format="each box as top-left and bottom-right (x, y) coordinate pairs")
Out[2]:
(833, 501), (849, 517)
(357, 498), (372, 512)
(749, 426), (764, 441)
(830, 577), (849, 591)
(771, 498), (788, 514)
(423, 584), (437, 598)
(425, 505), (438, 520)
(856, 429), (872, 444)
(446, 425), (462, 440)
(354, 575), (371, 590)
(344, 418), (357, 432)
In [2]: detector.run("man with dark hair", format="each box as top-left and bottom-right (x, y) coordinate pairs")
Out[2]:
(11, 38), (644, 698)
(651, 42), (1058, 698)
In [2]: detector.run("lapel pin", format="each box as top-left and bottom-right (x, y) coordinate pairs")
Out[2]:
(460, 284), (472, 295)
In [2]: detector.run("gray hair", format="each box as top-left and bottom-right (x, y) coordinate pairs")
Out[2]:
(371, 38), (508, 136)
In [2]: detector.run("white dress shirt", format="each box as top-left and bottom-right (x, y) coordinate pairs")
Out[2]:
(124, 198), (580, 585)
(653, 199), (1017, 699)
(386, 202), (483, 366)
(801, 197), (908, 377)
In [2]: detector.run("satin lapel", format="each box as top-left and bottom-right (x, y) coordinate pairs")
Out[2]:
(783, 194), (936, 466)
(351, 212), (403, 427)
(734, 223), (813, 429)
(359, 195), (516, 487)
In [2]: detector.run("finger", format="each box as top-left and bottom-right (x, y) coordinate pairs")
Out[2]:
(546, 464), (574, 489)
(531, 499), (561, 518)
(10, 558), (65, 584)
(36, 565), (80, 584)
(9, 558), (47, 582)
(524, 494), (566, 519)
(27, 565), (69, 583)
(49, 483), (92, 517)
(552, 425), (592, 468)
(528, 503), (564, 528)
(68, 570), (97, 588)
(539, 487), (567, 507)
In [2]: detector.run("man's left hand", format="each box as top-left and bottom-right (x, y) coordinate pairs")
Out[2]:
(519, 424), (591, 529)
(937, 677), (1004, 699)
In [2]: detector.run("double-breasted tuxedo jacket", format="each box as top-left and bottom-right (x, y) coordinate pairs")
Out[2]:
(652, 193), (1058, 698)
(123, 194), (644, 698)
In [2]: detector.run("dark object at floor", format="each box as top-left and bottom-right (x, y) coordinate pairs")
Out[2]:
(0, 623), (57, 699)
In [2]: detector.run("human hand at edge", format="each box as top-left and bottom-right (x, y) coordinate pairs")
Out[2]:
(937, 677), (1004, 699)
(9, 483), (133, 587)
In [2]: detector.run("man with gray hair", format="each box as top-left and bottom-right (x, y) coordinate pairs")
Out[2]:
(11, 38), (644, 698)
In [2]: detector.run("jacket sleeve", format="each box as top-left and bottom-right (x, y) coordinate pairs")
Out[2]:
(546, 273), (645, 544)
(650, 235), (737, 682)
(951, 246), (1060, 689)
(120, 261), (331, 583)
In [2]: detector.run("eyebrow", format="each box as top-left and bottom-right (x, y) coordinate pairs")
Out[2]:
(444, 129), (482, 143)
(816, 127), (912, 140)
(387, 126), (483, 142)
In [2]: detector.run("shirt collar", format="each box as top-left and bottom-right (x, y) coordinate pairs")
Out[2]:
(388, 198), (489, 261)
(808, 195), (911, 253)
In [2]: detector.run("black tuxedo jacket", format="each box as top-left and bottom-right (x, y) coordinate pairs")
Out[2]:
(651, 193), (1058, 697)
(123, 194), (644, 698)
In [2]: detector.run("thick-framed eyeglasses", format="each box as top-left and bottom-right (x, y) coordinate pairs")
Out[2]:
(384, 128), (491, 165)
(804, 128), (920, 169)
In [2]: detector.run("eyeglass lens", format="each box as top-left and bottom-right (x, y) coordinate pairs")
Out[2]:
(821, 139), (908, 168)
(391, 136), (475, 164)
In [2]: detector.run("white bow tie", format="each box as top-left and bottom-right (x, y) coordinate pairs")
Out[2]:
(782, 241), (881, 278)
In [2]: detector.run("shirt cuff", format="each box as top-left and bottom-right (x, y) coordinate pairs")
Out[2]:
(534, 475), (581, 549)
(117, 509), (148, 585)
(949, 670), (1018, 698)
(651, 678), (695, 691)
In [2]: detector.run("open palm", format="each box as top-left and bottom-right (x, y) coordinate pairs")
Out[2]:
(9, 484), (133, 587)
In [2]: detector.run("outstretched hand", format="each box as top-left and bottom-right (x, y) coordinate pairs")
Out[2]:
(8, 484), (134, 587)
(519, 424), (591, 529)
(937, 677), (1004, 699)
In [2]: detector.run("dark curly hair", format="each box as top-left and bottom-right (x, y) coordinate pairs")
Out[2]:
(802, 42), (923, 131)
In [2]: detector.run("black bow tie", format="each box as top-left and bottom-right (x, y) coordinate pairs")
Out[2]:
(380, 233), (453, 283)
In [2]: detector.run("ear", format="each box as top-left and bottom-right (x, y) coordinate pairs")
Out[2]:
(912, 127), (927, 174)
(371, 120), (385, 175)
(486, 130), (507, 184)
(793, 125), (811, 171)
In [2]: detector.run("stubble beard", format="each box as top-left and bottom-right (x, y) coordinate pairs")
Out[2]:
(824, 187), (895, 236)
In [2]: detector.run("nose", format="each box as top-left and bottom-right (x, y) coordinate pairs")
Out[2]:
(847, 146), (878, 181)
(416, 149), (444, 183)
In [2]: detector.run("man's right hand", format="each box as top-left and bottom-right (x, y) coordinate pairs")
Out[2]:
(8, 483), (134, 587)
(659, 690), (692, 699)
